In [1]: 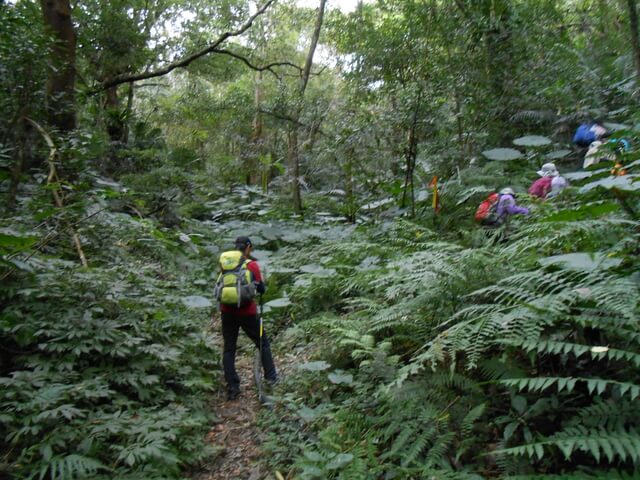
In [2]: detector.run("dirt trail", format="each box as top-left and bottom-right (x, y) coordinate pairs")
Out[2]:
(192, 354), (266, 480)
(191, 320), (305, 480)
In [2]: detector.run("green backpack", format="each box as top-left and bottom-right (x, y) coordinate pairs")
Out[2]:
(214, 250), (256, 307)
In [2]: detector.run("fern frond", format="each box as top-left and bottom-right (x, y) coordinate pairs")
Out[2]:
(504, 471), (639, 479)
(500, 218), (635, 262)
(503, 339), (640, 367)
(569, 398), (640, 431)
(497, 426), (640, 464)
(500, 376), (640, 400)
(41, 454), (108, 480)
(400, 425), (437, 467)
(423, 431), (455, 467)
(460, 403), (486, 439)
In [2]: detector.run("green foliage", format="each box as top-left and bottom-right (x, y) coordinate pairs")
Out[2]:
(4, 0), (640, 478)
(258, 143), (640, 478)
(1, 170), (221, 478)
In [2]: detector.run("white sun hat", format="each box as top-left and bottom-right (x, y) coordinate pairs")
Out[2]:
(537, 162), (559, 177)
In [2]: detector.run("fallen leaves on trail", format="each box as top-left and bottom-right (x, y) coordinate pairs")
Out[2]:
(191, 325), (314, 480)
(192, 356), (263, 480)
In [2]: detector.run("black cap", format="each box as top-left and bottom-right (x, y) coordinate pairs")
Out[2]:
(234, 236), (252, 250)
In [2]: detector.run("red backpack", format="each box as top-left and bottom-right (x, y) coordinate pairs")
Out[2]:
(474, 193), (500, 223)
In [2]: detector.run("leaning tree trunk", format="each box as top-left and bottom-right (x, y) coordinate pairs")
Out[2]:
(40, 0), (76, 133)
(627, 0), (640, 82)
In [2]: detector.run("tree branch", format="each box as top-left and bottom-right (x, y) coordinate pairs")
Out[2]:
(24, 118), (88, 268)
(212, 48), (302, 79)
(101, 0), (276, 90)
(300, 0), (327, 95)
(258, 108), (328, 137)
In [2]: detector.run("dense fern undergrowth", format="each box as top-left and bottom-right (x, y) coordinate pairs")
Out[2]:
(256, 160), (640, 477)
(2, 139), (640, 479)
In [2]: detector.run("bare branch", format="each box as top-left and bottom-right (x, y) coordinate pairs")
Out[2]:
(24, 118), (88, 268)
(258, 108), (328, 137)
(258, 108), (307, 127)
(212, 48), (302, 79)
(101, 0), (276, 90)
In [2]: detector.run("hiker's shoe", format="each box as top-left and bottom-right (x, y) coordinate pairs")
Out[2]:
(227, 389), (240, 401)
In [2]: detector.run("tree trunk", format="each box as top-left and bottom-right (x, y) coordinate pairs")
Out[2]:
(122, 82), (134, 144)
(287, 129), (303, 213)
(627, 0), (640, 82)
(249, 70), (264, 185)
(400, 126), (418, 216)
(400, 90), (421, 216)
(40, 0), (76, 133)
(288, 0), (328, 215)
(483, 0), (512, 142)
(344, 151), (356, 223)
(105, 86), (124, 142)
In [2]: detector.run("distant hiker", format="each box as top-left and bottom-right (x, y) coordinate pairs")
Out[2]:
(583, 140), (608, 169)
(573, 120), (608, 148)
(474, 187), (529, 226)
(583, 137), (630, 169)
(528, 162), (567, 199)
(548, 176), (569, 198)
(214, 236), (277, 400)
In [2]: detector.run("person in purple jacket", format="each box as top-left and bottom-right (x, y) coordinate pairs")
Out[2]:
(494, 187), (529, 225)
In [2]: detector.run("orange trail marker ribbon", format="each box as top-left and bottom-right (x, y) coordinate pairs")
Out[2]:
(429, 176), (441, 214)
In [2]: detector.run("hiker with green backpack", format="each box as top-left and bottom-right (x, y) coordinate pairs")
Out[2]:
(214, 236), (277, 401)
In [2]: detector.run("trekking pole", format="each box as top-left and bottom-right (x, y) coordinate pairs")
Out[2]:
(259, 293), (264, 374)
(254, 294), (265, 403)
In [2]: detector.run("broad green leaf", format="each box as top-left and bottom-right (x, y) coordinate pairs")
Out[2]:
(539, 253), (623, 271)
(327, 371), (353, 385)
(513, 135), (552, 147)
(303, 450), (323, 462)
(325, 453), (354, 470)
(511, 395), (527, 414)
(297, 406), (320, 422)
(299, 264), (336, 276)
(481, 148), (523, 161)
(545, 149), (572, 160)
(542, 202), (619, 222)
(579, 175), (640, 193)
(564, 171), (594, 181)
(265, 297), (292, 308)
(504, 422), (519, 441)
(298, 361), (331, 371)
(180, 296), (212, 308)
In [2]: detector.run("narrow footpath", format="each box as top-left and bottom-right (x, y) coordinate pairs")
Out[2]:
(192, 331), (299, 480)
(193, 355), (265, 480)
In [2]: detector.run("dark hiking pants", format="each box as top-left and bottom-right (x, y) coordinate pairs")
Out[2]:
(221, 312), (277, 393)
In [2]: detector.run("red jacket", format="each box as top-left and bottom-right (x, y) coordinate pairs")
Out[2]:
(220, 259), (263, 316)
(528, 176), (553, 199)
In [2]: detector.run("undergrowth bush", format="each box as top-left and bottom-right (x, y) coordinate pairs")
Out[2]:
(1, 175), (221, 479)
(259, 158), (640, 479)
